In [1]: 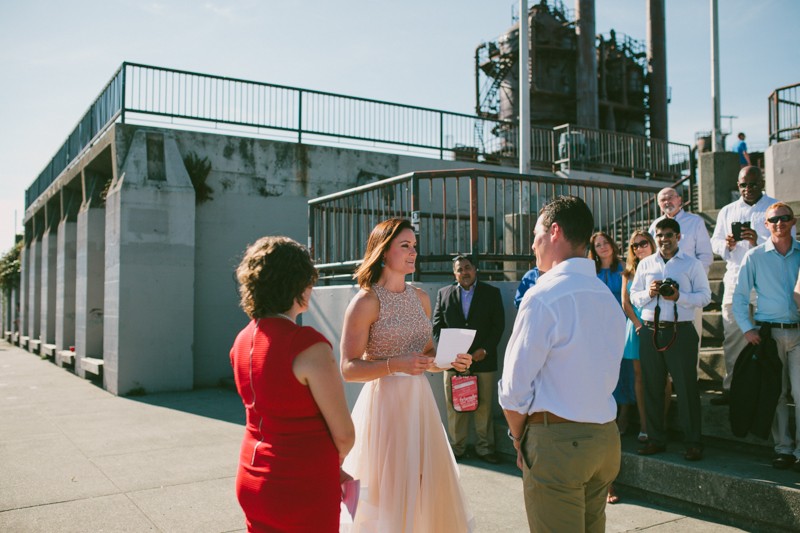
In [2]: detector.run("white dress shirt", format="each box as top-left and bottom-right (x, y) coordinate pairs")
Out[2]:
(498, 257), (626, 424)
(710, 194), (792, 302)
(649, 209), (714, 272)
(630, 249), (712, 322)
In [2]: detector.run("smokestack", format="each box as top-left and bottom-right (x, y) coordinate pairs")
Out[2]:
(647, 0), (668, 140)
(575, 0), (598, 128)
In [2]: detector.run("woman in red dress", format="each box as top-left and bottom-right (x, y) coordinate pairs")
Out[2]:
(230, 236), (355, 532)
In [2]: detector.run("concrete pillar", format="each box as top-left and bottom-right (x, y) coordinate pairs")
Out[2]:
(103, 130), (196, 395)
(55, 218), (77, 359)
(40, 227), (57, 345)
(575, 0), (599, 128)
(698, 151), (740, 211)
(19, 244), (28, 339)
(26, 238), (41, 342)
(11, 286), (20, 335)
(765, 138), (800, 207)
(647, 0), (668, 141)
(75, 205), (105, 377)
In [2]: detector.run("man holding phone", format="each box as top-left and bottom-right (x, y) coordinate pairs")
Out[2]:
(710, 166), (791, 404)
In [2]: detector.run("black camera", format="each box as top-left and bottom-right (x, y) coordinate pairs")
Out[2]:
(658, 278), (679, 297)
(731, 221), (751, 241)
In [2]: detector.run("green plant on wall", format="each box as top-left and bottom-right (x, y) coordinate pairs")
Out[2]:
(183, 152), (214, 204)
(0, 239), (22, 292)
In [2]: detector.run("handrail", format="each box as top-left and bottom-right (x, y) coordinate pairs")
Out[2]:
(25, 62), (693, 211)
(308, 168), (666, 281)
(769, 82), (800, 145)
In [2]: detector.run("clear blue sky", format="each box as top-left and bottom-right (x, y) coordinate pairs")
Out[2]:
(1, 0), (797, 248)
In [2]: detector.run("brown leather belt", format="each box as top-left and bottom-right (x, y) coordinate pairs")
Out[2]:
(641, 320), (693, 329)
(756, 321), (800, 330)
(527, 411), (574, 425)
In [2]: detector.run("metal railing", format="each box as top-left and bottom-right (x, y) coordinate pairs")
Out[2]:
(25, 62), (692, 210)
(769, 83), (800, 144)
(553, 124), (691, 179)
(308, 168), (691, 281)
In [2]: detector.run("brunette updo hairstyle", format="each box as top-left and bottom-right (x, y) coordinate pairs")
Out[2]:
(236, 236), (318, 319)
(354, 218), (414, 288)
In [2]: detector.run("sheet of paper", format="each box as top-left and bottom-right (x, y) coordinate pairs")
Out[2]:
(341, 478), (360, 519)
(434, 328), (476, 368)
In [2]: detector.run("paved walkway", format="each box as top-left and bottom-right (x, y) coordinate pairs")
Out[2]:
(0, 342), (742, 532)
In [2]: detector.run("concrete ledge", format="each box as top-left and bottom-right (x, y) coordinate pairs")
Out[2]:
(13, 332), (20, 345)
(42, 343), (57, 358)
(20, 335), (29, 349)
(81, 357), (104, 376)
(3, 331), (11, 342)
(56, 350), (75, 366)
(28, 339), (41, 354)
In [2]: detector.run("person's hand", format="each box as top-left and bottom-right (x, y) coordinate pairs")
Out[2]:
(340, 468), (353, 484)
(744, 329), (761, 345)
(634, 321), (643, 335)
(516, 447), (524, 471)
(741, 227), (757, 247)
(451, 353), (472, 373)
(725, 234), (737, 251)
(393, 353), (434, 375)
(649, 280), (662, 298)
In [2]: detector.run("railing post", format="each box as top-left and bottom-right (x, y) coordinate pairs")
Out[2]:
(298, 89), (303, 144)
(439, 112), (444, 160)
(120, 63), (127, 124)
(469, 173), (479, 259)
(410, 175), (420, 282)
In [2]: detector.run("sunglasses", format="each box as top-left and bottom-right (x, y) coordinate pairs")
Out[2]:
(631, 240), (651, 250)
(655, 232), (676, 239)
(767, 214), (793, 224)
(738, 182), (761, 190)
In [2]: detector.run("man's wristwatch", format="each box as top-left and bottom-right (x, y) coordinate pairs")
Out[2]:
(507, 428), (522, 443)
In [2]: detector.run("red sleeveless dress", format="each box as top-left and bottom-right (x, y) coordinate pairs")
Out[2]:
(230, 317), (338, 532)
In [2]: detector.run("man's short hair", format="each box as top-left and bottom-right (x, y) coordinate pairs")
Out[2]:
(655, 217), (681, 234)
(738, 132), (745, 139)
(738, 166), (763, 182)
(452, 254), (474, 268)
(538, 196), (594, 248)
(767, 202), (794, 217)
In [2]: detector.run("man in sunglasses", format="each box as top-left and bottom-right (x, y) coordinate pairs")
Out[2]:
(732, 203), (800, 470)
(710, 166), (792, 405)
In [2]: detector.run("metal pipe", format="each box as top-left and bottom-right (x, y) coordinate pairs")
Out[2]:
(710, 0), (722, 151)
(647, 0), (668, 141)
(519, 0), (531, 175)
(575, 0), (599, 129)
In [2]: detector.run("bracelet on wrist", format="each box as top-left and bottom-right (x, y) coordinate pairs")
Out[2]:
(507, 428), (522, 443)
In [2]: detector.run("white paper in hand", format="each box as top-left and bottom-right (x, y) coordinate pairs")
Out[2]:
(434, 328), (476, 368)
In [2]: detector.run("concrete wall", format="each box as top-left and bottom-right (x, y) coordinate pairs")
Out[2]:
(766, 138), (800, 208)
(55, 218), (77, 355)
(303, 281), (520, 425)
(103, 130), (196, 395)
(26, 238), (41, 340)
(75, 205), (105, 376)
(698, 152), (740, 211)
(39, 227), (57, 345)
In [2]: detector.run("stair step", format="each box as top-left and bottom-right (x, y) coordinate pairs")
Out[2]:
(699, 347), (725, 382)
(708, 260), (727, 281)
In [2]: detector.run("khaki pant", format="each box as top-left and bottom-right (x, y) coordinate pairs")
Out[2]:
(443, 370), (495, 456)
(520, 420), (620, 533)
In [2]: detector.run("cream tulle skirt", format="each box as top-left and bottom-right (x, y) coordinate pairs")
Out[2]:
(341, 374), (475, 533)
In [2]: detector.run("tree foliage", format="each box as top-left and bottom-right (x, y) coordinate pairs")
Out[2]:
(0, 240), (22, 291)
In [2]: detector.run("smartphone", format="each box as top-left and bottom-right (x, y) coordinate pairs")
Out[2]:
(731, 221), (751, 241)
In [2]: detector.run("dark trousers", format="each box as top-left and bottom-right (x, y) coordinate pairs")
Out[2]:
(639, 321), (702, 448)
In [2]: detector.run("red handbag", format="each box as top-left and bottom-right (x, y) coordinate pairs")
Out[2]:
(451, 372), (479, 412)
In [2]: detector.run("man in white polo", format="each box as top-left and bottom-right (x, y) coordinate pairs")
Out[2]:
(500, 196), (625, 532)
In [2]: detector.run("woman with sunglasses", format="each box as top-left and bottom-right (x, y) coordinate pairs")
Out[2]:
(621, 231), (658, 443)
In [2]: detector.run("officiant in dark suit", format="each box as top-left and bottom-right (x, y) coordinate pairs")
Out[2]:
(433, 255), (505, 463)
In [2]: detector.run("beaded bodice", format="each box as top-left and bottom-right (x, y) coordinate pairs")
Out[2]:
(364, 284), (431, 361)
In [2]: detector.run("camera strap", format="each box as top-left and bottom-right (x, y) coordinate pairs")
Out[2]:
(652, 296), (679, 352)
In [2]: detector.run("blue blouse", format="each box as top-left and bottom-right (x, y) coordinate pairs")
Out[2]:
(597, 264), (624, 307)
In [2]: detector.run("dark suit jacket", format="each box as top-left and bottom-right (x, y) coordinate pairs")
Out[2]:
(432, 281), (505, 373)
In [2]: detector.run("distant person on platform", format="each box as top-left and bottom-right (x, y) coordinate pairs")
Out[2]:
(710, 166), (791, 405)
(733, 132), (751, 167)
(433, 255), (505, 464)
(732, 202), (800, 471)
(500, 196), (625, 532)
